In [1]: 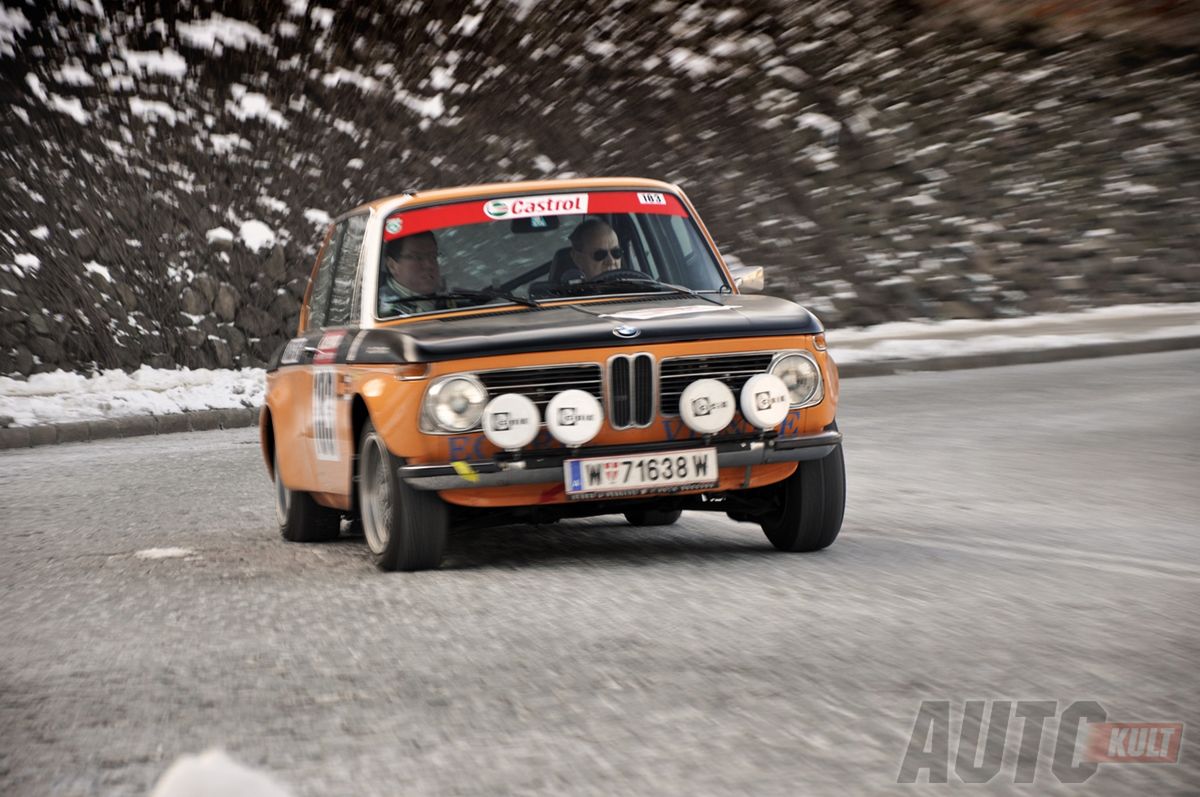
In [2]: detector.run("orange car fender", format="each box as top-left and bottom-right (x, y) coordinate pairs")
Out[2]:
(352, 369), (427, 459)
(263, 370), (322, 492)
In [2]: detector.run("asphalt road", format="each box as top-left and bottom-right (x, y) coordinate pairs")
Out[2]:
(1, 351), (1197, 796)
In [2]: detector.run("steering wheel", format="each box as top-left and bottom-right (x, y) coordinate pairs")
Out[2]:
(585, 268), (650, 283)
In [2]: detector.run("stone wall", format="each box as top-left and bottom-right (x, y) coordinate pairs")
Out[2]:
(1, 0), (1197, 375)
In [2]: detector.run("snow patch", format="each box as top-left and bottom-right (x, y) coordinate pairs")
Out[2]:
(394, 89), (444, 120)
(151, 750), (292, 797)
(49, 94), (90, 124)
(1107, 180), (1158, 196)
(310, 7), (334, 29)
(667, 48), (718, 78)
(227, 86), (288, 128)
(13, 253), (41, 275)
(121, 49), (188, 80)
(797, 112), (840, 138)
(303, 209), (331, 227)
(24, 73), (47, 102)
(0, 366), (267, 427)
(130, 97), (179, 126)
(322, 69), (379, 93)
(0, 5), (30, 58)
(209, 132), (250, 154)
(257, 195), (288, 214)
(238, 220), (276, 253)
(177, 13), (271, 54)
(134, 547), (194, 560)
(452, 13), (482, 36)
(54, 65), (95, 86)
(84, 261), (113, 282)
(205, 227), (234, 244)
(979, 111), (1025, 129)
(829, 303), (1200, 366)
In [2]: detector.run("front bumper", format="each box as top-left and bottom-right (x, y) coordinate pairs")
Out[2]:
(399, 430), (842, 491)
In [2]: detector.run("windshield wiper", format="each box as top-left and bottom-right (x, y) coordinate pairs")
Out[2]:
(579, 274), (724, 306)
(479, 286), (540, 308)
(403, 288), (539, 309)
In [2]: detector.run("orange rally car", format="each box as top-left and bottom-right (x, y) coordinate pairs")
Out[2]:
(261, 178), (845, 571)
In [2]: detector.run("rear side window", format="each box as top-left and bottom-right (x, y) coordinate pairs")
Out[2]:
(306, 225), (342, 331)
(326, 214), (367, 326)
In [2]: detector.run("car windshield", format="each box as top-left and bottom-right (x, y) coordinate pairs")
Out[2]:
(376, 190), (730, 319)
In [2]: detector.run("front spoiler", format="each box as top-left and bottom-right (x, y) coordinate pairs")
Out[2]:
(398, 430), (842, 491)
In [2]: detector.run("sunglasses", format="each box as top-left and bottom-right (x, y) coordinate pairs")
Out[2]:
(581, 247), (622, 262)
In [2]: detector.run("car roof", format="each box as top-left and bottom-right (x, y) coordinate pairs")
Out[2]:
(345, 177), (683, 216)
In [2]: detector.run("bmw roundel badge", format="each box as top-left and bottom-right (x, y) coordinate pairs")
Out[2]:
(613, 325), (641, 339)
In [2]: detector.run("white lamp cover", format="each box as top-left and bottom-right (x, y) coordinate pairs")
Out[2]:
(678, 378), (736, 435)
(545, 389), (604, 446)
(481, 393), (540, 450)
(739, 373), (791, 429)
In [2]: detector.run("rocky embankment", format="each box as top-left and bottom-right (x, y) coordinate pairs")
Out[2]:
(1, 0), (1198, 375)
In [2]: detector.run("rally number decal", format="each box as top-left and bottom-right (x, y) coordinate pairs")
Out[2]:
(313, 368), (339, 461)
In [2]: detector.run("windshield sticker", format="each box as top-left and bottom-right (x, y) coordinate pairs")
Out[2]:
(484, 193), (588, 220)
(598, 305), (740, 321)
(383, 191), (688, 240)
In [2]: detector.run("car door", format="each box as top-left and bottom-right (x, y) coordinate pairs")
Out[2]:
(311, 213), (368, 497)
(272, 222), (343, 495)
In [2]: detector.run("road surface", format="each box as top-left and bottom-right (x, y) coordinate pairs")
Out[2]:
(1, 351), (1197, 795)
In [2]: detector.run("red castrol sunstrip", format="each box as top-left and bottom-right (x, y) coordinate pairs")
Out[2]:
(382, 191), (688, 240)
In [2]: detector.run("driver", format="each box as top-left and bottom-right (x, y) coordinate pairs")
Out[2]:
(568, 218), (623, 279)
(380, 230), (444, 315)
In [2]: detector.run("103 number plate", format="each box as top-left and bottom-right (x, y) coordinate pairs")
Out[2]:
(564, 447), (718, 499)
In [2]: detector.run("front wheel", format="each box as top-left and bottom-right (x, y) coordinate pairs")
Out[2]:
(357, 420), (447, 571)
(760, 444), (846, 553)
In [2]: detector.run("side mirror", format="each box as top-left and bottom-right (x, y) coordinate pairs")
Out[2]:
(729, 264), (764, 294)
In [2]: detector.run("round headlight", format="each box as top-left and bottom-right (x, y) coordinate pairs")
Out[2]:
(770, 353), (821, 407)
(426, 375), (487, 432)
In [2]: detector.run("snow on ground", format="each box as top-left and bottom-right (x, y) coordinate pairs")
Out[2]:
(828, 302), (1200, 363)
(134, 547), (195, 560)
(0, 366), (265, 427)
(0, 304), (1196, 428)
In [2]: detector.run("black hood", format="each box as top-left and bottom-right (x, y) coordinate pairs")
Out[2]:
(372, 294), (821, 362)
(271, 294), (823, 369)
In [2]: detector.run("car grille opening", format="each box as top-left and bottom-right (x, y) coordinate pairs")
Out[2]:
(476, 351), (776, 429)
(608, 353), (654, 429)
(659, 352), (775, 415)
(478, 364), (603, 415)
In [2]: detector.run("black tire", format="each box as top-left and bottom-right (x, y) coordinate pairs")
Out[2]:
(624, 508), (683, 527)
(357, 420), (447, 572)
(760, 444), (846, 553)
(274, 448), (342, 542)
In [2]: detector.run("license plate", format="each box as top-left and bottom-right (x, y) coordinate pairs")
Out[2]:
(564, 447), (718, 499)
